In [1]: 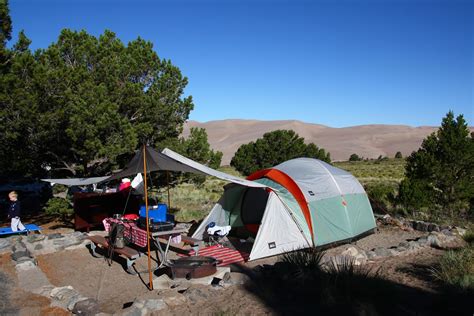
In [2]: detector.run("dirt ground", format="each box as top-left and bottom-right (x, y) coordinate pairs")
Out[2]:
(0, 224), (469, 315)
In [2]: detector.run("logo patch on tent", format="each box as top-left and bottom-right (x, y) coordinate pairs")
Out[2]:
(268, 242), (276, 249)
(308, 191), (315, 196)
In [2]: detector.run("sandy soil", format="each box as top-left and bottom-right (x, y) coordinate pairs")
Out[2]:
(0, 253), (69, 316)
(1, 225), (469, 315)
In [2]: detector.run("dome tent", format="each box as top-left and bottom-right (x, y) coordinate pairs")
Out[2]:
(192, 158), (376, 261)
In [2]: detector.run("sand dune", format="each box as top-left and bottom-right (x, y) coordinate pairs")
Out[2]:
(182, 119), (466, 165)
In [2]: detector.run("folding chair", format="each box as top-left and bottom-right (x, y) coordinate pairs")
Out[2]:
(206, 222), (231, 246)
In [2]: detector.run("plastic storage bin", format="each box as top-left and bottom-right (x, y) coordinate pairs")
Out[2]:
(139, 203), (167, 222)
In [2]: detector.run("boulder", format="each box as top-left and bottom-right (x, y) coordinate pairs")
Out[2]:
(427, 234), (442, 248)
(341, 246), (367, 265)
(451, 227), (467, 237)
(26, 234), (46, 243)
(130, 299), (167, 314)
(373, 247), (392, 258)
(414, 221), (430, 232)
(441, 229), (453, 236)
(0, 239), (11, 250)
(11, 250), (31, 261)
(12, 242), (27, 253)
(222, 272), (252, 285)
(428, 223), (440, 232)
(163, 294), (187, 307)
(15, 260), (37, 271)
(72, 298), (100, 315)
(50, 285), (85, 311)
(365, 251), (377, 259)
(47, 233), (64, 240)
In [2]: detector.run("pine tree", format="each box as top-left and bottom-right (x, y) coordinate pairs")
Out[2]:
(400, 111), (474, 217)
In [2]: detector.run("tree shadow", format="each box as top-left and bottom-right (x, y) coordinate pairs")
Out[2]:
(241, 261), (472, 315)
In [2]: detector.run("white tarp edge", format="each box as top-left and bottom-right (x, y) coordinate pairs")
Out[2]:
(161, 148), (267, 188)
(41, 176), (111, 186)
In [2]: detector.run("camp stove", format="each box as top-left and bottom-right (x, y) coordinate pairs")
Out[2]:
(169, 256), (219, 280)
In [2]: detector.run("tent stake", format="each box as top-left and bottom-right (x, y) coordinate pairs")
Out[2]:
(143, 145), (153, 290)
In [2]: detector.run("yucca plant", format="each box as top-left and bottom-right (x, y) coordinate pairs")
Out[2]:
(281, 247), (325, 280)
(431, 245), (474, 291)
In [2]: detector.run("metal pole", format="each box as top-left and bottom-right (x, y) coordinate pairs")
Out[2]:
(143, 145), (153, 290)
(166, 171), (171, 210)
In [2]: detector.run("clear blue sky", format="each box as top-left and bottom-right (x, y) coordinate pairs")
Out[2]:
(9, 0), (473, 127)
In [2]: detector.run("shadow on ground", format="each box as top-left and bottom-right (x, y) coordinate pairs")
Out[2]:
(234, 261), (472, 316)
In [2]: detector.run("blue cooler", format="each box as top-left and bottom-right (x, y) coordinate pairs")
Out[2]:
(139, 203), (167, 222)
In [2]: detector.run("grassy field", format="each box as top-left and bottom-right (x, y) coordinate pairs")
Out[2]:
(164, 159), (406, 222)
(334, 158), (406, 187)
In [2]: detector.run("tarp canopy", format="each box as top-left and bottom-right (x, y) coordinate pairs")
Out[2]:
(41, 176), (111, 186)
(42, 147), (266, 188)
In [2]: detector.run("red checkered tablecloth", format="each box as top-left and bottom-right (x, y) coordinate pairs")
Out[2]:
(103, 218), (148, 247)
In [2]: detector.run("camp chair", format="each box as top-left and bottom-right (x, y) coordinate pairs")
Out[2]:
(206, 222), (231, 246)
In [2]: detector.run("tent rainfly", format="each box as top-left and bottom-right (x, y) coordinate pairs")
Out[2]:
(192, 158), (376, 261)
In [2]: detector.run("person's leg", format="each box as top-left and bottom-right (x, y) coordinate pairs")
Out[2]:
(17, 218), (26, 231)
(11, 217), (19, 232)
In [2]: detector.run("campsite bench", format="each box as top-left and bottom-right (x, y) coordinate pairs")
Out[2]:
(86, 235), (140, 274)
(181, 235), (204, 256)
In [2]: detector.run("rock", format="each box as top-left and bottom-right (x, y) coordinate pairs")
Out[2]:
(34, 243), (44, 250)
(132, 299), (167, 313)
(15, 260), (37, 271)
(441, 229), (453, 236)
(0, 239), (11, 249)
(428, 223), (440, 232)
(365, 251), (377, 259)
(428, 234), (441, 248)
(451, 227), (467, 237)
(26, 234), (46, 243)
(222, 272), (251, 285)
(16, 256), (36, 264)
(414, 221), (430, 232)
(407, 240), (421, 250)
(416, 236), (428, 245)
(12, 242), (27, 252)
(341, 246), (367, 265)
(373, 247), (392, 258)
(163, 294), (187, 307)
(72, 298), (100, 315)
(33, 285), (55, 296)
(183, 286), (213, 303)
(47, 233), (64, 240)
(398, 241), (410, 249)
(50, 285), (84, 311)
(11, 250), (30, 261)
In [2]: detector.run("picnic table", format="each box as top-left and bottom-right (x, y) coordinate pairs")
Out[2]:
(87, 218), (202, 273)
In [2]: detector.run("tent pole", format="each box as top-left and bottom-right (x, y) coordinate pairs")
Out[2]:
(166, 171), (171, 210)
(143, 145), (153, 290)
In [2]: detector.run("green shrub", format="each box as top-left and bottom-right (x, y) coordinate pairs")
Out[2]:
(365, 182), (396, 213)
(463, 228), (474, 244)
(43, 197), (73, 220)
(349, 153), (362, 161)
(431, 245), (474, 291)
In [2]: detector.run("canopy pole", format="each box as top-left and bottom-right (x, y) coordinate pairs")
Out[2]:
(166, 171), (171, 210)
(143, 145), (153, 290)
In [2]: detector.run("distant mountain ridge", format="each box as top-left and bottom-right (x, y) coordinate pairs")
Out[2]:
(182, 119), (470, 165)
